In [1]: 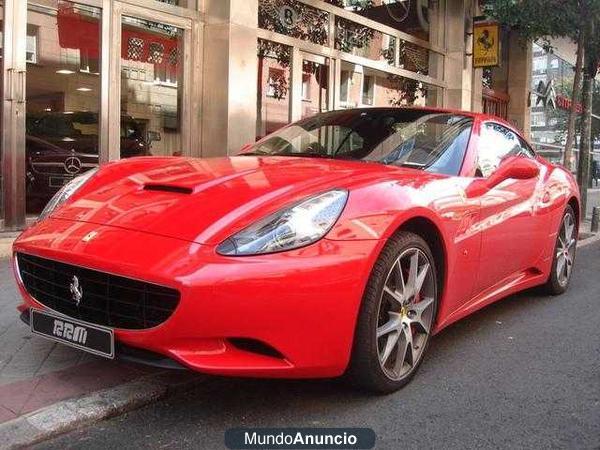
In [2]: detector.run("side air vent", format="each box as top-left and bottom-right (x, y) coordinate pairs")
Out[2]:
(143, 184), (193, 194)
(229, 338), (285, 359)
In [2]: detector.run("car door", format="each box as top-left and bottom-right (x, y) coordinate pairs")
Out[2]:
(473, 121), (544, 293)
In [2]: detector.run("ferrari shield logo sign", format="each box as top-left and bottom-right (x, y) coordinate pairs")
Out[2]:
(473, 21), (500, 68)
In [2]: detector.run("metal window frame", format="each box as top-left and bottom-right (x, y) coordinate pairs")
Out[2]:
(294, 51), (333, 117)
(1, 0), (28, 229)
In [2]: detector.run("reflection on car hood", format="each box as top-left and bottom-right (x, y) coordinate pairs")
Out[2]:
(52, 156), (432, 244)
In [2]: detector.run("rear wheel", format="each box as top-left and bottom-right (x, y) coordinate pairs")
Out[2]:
(347, 232), (438, 393)
(544, 205), (577, 295)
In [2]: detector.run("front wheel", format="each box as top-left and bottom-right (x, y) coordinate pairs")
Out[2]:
(347, 232), (438, 393)
(544, 205), (577, 295)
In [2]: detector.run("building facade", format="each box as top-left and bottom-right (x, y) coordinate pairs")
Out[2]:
(529, 40), (600, 169)
(0, 0), (533, 230)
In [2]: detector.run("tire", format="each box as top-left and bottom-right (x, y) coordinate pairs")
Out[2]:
(543, 205), (577, 295)
(347, 232), (438, 394)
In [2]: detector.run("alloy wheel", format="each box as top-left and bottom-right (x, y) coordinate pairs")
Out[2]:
(556, 212), (576, 286)
(376, 247), (436, 381)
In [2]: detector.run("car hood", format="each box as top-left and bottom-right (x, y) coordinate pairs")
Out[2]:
(51, 156), (424, 245)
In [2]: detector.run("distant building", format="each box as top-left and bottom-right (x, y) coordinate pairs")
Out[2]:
(529, 41), (600, 170)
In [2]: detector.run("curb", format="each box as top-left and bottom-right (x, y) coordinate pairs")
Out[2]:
(578, 231), (600, 248)
(0, 371), (204, 449)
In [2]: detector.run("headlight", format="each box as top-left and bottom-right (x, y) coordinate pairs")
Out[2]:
(217, 189), (348, 256)
(38, 168), (98, 221)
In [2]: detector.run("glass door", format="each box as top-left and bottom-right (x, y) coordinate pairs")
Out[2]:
(299, 53), (330, 120)
(119, 15), (184, 158)
(110, 1), (192, 161)
(256, 39), (292, 141)
(25, 0), (102, 216)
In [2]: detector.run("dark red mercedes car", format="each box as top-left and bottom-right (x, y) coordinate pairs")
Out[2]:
(25, 112), (155, 212)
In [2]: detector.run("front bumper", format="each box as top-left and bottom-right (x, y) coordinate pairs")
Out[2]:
(13, 217), (382, 378)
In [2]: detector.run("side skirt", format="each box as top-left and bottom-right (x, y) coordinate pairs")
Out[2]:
(433, 269), (547, 333)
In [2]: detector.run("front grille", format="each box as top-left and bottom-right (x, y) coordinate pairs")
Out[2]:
(17, 252), (180, 330)
(31, 162), (97, 175)
(31, 163), (68, 175)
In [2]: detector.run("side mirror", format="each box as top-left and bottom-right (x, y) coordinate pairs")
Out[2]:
(466, 156), (539, 198)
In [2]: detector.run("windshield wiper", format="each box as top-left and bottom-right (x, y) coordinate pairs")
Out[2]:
(393, 161), (427, 169)
(239, 151), (269, 156)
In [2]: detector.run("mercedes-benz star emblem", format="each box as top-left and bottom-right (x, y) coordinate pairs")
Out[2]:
(69, 275), (83, 306)
(64, 156), (82, 175)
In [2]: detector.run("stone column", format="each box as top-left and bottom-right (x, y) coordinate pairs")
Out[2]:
(506, 31), (532, 138)
(443, 0), (473, 110)
(201, 0), (258, 157)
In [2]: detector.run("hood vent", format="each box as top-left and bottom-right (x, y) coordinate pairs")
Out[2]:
(143, 184), (193, 195)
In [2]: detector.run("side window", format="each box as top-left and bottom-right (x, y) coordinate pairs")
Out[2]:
(477, 123), (524, 177)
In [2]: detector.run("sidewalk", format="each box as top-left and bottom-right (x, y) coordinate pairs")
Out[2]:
(0, 232), (18, 259)
(585, 187), (600, 220)
(0, 256), (204, 448)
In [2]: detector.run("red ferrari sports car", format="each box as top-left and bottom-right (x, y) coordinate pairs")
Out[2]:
(13, 108), (579, 393)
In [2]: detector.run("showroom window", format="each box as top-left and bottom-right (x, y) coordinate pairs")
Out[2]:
(24, 1), (102, 215)
(257, 39), (292, 139)
(362, 75), (374, 105)
(301, 58), (329, 119)
(120, 16), (184, 158)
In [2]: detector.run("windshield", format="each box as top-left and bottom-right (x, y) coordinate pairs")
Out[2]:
(244, 109), (473, 176)
(27, 113), (144, 141)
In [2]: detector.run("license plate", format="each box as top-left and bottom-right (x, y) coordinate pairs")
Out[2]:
(30, 309), (115, 359)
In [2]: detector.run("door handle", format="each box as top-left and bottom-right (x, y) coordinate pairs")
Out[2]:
(6, 69), (15, 101)
(17, 70), (26, 104)
(5, 69), (26, 103)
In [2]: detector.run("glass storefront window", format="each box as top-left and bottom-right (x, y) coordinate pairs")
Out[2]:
(26, 1), (101, 214)
(258, 0), (329, 46)
(120, 16), (184, 157)
(257, 39), (292, 140)
(339, 62), (363, 108)
(301, 58), (329, 119)
(339, 61), (440, 109)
